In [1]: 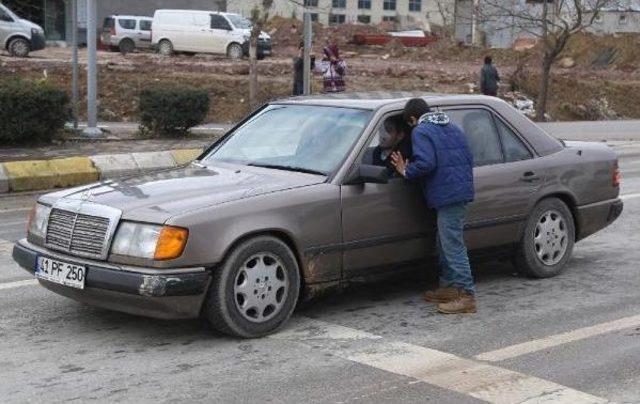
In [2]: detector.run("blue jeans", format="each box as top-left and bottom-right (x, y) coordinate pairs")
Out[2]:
(436, 202), (476, 295)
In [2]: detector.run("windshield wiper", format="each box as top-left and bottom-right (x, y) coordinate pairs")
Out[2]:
(248, 163), (326, 176)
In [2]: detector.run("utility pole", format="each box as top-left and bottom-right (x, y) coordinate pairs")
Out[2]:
(71, 0), (79, 131)
(83, 0), (101, 137)
(302, 11), (312, 95)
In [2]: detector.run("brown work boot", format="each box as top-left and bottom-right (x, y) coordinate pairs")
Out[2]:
(424, 287), (461, 303)
(437, 292), (477, 314)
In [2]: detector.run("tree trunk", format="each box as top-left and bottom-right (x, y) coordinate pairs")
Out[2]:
(535, 56), (553, 121)
(248, 25), (260, 111)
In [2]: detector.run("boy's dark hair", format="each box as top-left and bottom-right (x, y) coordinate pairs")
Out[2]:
(403, 98), (430, 123)
(484, 55), (492, 64)
(299, 41), (305, 49)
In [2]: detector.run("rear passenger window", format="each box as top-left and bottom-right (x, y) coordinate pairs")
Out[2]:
(447, 109), (503, 167)
(118, 19), (136, 30)
(495, 118), (532, 162)
(139, 20), (152, 31)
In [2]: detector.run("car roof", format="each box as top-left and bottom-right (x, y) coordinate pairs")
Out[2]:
(155, 9), (215, 14)
(109, 15), (152, 20)
(275, 92), (505, 110)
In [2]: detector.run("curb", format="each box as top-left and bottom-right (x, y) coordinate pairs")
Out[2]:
(0, 148), (204, 194)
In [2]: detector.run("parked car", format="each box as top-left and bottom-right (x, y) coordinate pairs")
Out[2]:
(0, 3), (45, 57)
(101, 15), (153, 54)
(13, 93), (623, 338)
(151, 9), (271, 59)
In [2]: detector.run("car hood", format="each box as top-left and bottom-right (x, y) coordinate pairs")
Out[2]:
(40, 163), (325, 223)
(19, 19), (43, 32)
(239, 29), (270, 40)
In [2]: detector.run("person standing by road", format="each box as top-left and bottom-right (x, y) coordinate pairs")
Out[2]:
(480, 56), (500, 96)
(292, 41), (315, 96)
(315, 44), (347, 93)
(390, 98), (477, 314)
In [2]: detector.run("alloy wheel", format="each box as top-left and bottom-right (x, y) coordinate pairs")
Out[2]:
(233, 253), (289, 323)
(533, 209), (569, 266)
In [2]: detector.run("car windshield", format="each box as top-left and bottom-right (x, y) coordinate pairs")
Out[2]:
(204, 105), (372, 175)
(226, 14), (252, 29)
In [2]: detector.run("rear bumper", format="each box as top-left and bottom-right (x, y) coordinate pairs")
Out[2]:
(30, 32), (46, 51)
(12, 239), (211, 319)
(575, 198), (623, 241)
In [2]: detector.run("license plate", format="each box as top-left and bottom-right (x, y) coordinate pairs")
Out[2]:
(36, 257), (86, 289)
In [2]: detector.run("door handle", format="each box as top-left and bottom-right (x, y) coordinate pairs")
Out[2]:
(520, 171), (540, 182)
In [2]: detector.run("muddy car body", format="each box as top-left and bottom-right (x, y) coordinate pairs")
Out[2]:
(13, 93), (623, 337)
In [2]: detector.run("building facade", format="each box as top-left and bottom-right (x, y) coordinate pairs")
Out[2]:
(227, 0), (455, 31)
(587, 6), (640, 34)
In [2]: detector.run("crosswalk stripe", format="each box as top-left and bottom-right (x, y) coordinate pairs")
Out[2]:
(475, 314), (640, 363)
(272, 318), (609, 403)
(0, 279), (37, 290)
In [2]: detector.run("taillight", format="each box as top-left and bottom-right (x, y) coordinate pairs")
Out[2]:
(110, 26), (116, 36)
(613, 165), (622, 187)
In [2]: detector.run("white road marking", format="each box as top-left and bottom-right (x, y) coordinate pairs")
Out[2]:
(0, 279), (37, 290)
(620, 192), (640, 201)
(273, 318), (609, 403)
(0, 219), (28, 227)
(0, 207), (32, 214)
(475, 314), (640, 363)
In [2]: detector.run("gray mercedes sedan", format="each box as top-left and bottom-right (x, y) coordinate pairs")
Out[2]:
(13, 93), (623, 338)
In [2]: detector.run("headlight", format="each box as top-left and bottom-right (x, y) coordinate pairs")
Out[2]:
(111, 222), (188, 261)
(31, 27), (43, 35)
(28, 203), (51, 239)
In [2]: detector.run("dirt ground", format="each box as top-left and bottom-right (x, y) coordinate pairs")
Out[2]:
(1, 30), (639, 123)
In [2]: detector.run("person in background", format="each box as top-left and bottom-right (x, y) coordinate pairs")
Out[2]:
(480, 56), (500, 96)
(373, 117), (411, 173)
(315, 44), (347, 93)
(292, 41), (315, 96)
(391, 98), (477, 314)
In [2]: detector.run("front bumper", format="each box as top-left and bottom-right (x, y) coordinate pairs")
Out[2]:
(575, 198), (623, 241)
(12, 239), (211, 319)
(242, 40), (272, 57)
(30, 32), (46, 51)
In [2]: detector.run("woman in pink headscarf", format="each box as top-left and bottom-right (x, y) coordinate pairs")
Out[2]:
(315, 44), (347, 93)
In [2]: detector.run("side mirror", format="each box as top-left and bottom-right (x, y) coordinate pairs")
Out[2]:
(345, 164), (389, 185)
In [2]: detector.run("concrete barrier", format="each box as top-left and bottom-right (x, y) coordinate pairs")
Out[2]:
(171, 148), (204, 165)
(0, 164), (8, 193)
(90, 153), (139, 179)
(0, 148), (202, 194)
(132, 151), (177, 171)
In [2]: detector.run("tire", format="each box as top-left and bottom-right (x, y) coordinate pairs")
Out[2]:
(118, 38), (135, 54)
(8, 37), (30, 57)
(158, 39), (173, 56)
(515, 197), (575, 278)
(204, 236), (301, 338)
(227, 43), (243, 59)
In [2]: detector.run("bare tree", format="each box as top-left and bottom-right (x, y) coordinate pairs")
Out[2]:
(480, 0), (615, 120)
(249, 0), (274, 111)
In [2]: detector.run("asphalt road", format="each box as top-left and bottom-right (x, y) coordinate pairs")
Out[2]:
(1, 153), (640, 403)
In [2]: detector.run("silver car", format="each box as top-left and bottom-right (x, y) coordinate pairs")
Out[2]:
(102, 15), (152, 54)
(13, 93), (623, 338)
(0, 4), (45, 57)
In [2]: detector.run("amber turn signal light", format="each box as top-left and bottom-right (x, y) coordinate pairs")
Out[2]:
(613, 166), (622, 187)
(154, 226), (189, 260)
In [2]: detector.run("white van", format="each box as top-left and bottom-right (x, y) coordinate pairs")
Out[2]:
(151, 10), (271, 59)
(0, 4), (45, 57)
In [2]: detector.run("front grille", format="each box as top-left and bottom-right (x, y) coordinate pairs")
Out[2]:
(46, 208), (111, 258)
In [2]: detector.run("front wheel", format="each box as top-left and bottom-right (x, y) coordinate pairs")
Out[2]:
(204, 236), (300, 338)
(8, 37), (30, 57)
(515, 197), (575, 278)
(227, 43), (243, 59)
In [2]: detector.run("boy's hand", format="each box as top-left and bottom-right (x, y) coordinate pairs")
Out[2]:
(391, 151), (407, 177)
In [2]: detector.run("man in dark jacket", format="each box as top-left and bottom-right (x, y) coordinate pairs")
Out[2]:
(480, 56), (500, 96)
(391, 98), (477, 314)
(292, 41), (315, 96)
(372, 117), (412, 172)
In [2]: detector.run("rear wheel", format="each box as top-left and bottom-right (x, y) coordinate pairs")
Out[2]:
(158, 39), (173, 56)
(8, 37), (30, 57)
(227, 43), (243, 59)
(118, 38), (135, 54)
(204, 236), (300, 338)
(515, 197), (575, 278)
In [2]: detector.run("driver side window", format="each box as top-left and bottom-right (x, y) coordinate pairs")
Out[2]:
(211, 14), (231, 30)
(360, 113), (411, 176)
(0, 8), (13, 22)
